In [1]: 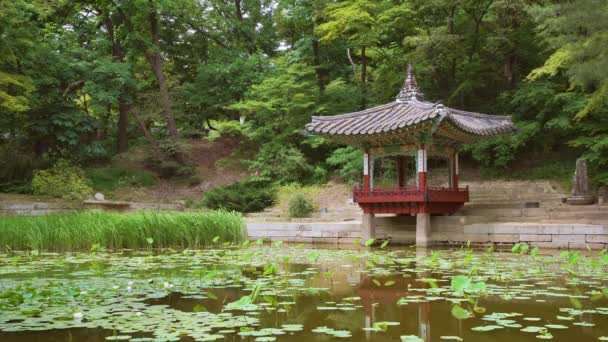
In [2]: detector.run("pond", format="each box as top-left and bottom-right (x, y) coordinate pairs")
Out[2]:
(0, 243), (607, 342)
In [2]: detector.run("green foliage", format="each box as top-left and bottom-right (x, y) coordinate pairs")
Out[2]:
(231, 58), (319, 138)
(31, 160), (93, 200)
(85, 166), (157, 192)
(288, 193), (315, 218)
(276, 184), (320, 212)
(326, 147), (363, 183)
(202, 178), (275, 213)
(0, 210), (244, 252)
(249, 143), (315, 184)
(207, 120), (251, 141)
(0, 143), (47, 192)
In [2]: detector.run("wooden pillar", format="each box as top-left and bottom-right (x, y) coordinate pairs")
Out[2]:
(397, 156), (405, 188)
(363, 151), (370, 191)
(417, 145), (427, 190)
(452, 151), (459, 190)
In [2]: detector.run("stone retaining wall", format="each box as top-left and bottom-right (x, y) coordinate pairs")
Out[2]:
(0, 200), (184, 216)
(246, 216), (608, 249)
(0, 202), (81, 216)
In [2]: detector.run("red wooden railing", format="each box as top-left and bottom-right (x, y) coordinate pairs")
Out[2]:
(352, 185), (469, 214)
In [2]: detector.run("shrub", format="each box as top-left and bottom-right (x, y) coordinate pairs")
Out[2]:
(276, 183), (320, 213)
(201, 178), (275, 213)
(288, 193), (315, 218)
(31, 159), (93, 200)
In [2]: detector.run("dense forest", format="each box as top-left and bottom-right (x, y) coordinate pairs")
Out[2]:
(1, 0), (607, 205)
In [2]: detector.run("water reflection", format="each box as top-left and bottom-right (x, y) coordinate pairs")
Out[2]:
(0, 247), (607, 342)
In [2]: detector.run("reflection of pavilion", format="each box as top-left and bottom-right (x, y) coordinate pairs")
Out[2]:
(358, 275), (433, 340)
(306, 64), (516, 246)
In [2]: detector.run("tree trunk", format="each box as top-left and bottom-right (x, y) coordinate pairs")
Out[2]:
(131, 108), (161, 158)
(117, 98), (129, 153)
(102, 9), (129, 152)
(360, 45), (367, 109)
(145, 10), (179, 139)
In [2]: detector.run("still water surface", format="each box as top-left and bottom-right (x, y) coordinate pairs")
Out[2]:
(0, 245), (606, 341)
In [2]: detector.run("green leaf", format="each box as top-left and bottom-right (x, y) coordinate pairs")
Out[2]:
(512, 243), (521, 253)
(212, 236), (220, 243)
(365, 238), (375, 247)
(531, 246), (539, 257)
(145, 238), (154, 245)
(451, 304), (472, 320)
(451, 275), (470, 293)
(384, 280), (396, 287)
(380, 240), (389, 249)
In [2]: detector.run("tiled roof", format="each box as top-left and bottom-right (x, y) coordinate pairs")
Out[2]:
(305, 65), (516, 140)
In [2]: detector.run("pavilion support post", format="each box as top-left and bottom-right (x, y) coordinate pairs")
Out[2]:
(362, 213), (375, 242)
(416, 213), (432, 247)
(417, 145), (427, 190)
(452, 152), (459, 190)
(363, 151), (370, 191)
(397, 156), (405, 188)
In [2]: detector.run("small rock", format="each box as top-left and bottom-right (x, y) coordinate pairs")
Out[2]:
(94, 193), (105, 201)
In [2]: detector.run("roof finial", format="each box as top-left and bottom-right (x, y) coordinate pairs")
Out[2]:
(396, 63), (423, 102)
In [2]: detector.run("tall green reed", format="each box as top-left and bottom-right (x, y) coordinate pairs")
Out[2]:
(0, 210), (244, 252)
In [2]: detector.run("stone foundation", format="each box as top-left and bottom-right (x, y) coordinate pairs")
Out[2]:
(246, 215), (608, 249)
(0, 200), (184, 216)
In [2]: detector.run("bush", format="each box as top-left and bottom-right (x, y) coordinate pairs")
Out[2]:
(31, 159), (93, 200)
(288, 193), (315, 218)
(275, 183), (320, 212)
(201, 178), (275, 213)
(85, 166), (158, 192)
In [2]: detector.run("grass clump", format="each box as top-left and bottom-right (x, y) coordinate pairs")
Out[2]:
(0, 210), (244, 252)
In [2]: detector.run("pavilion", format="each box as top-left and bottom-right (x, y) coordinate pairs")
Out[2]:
(305, 64), (516, 246)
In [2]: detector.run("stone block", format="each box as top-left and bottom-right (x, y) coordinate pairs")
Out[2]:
(287, 237), (313, 243)
(519, 234), (552, 242)
(463, 224), (490, 234)
(0, 202), (36, 210)
(322, 231), (339, 238)
(537, 225), (562, 234)
(586, 235), (608, 243)
(300, 230), (323, 238)
(523, 208), (549, 217)
(568, 243), (605, 250)
(491, 234), (520, 243)
(461, 233), (491, 243)
(559, 225), (605, 235)
(337, 231), (359, 238)
(530, 242), (568, 249)
(492, 225), (518, 234)
(552, 234), (586, 243)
